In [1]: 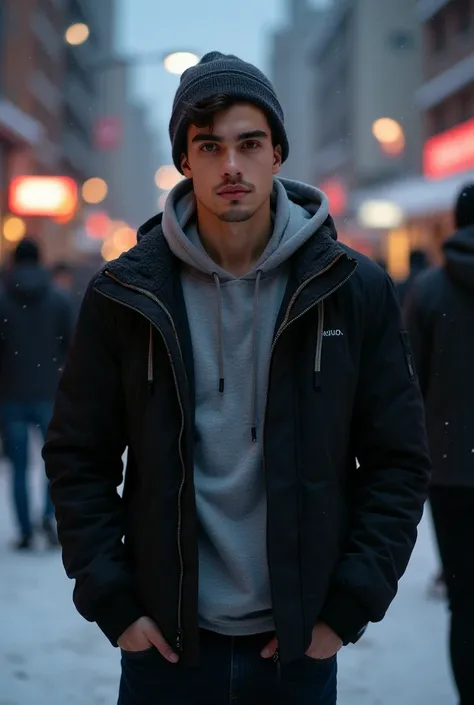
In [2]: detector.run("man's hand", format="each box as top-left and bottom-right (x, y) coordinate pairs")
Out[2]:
(260, 622), (342, 660)
(118, 617), (179, 663)
(305, 622), (342, 660)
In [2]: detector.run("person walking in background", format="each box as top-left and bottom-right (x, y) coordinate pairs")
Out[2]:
(0, 239), (72, 550)
(51, 261), (81, 323)
(406, 183), (474, 705)
(44, 52), (429, 704)
(396, 248), (428, 308)
(51, 261), (74, 294)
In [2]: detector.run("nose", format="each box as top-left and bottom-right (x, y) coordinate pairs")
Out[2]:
(221, 148), (242, 180)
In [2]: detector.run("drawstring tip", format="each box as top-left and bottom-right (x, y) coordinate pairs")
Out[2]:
(313, 371), (322, 391)
(219, 378), (225, 393)
(251, 427), (257, 443)
(148, 380), (154, 395)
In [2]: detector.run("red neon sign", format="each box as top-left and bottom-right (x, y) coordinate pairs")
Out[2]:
(424, 118), (474, 180)
(9, 176), (78, 218)
(319, 179), (347, 217)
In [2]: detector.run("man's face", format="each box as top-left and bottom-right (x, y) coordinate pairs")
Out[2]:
(181, 103), (282, 223)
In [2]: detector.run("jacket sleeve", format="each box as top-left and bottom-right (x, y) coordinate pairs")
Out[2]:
(404, 277), (433, 397)
(43, 280), (146, 645)
(319, 272), (431, 644)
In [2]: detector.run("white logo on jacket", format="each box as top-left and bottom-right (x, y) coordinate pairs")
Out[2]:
(323, 329), (344, 337)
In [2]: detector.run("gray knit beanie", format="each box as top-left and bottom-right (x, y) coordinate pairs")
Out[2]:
(169, 51), (289, 173)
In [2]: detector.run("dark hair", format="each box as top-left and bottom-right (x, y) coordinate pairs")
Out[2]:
(454, 183), (474, 229)
(181, 93), (279, 156)
(13, 238), (40, 265)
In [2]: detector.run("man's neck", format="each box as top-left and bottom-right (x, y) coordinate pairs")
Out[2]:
(196, 201), (273, 277)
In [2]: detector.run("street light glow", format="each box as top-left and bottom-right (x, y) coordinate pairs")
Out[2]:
(82, 177), (108, 204)
(163, 51), (199, 75)
(358, 200), (404, 229)
(65, 23), (90, 46)
(155, 165), (184, 190)
(372, 118), (404, 145)
(3, 216), (26, 243)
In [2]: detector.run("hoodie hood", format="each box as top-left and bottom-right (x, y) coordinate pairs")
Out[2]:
(161, 177), (330, 281)
(444, 226), (474, 293)
(159, 175), (331, 441)
(4, 264), (50, 302)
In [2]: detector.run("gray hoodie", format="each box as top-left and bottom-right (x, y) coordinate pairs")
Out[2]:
(162, 177), (329, 636)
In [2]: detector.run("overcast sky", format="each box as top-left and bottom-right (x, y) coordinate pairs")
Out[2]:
(115, 0), (329, 161)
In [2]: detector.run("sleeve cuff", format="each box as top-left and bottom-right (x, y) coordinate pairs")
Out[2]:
(318, 589), (369, 645)
(94, 590), (147, 646)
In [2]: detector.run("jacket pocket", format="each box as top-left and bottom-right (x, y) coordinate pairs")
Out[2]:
(400, 331), (416, 382)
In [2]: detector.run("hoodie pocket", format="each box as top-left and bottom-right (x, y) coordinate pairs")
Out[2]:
(400, 331), (416, 382)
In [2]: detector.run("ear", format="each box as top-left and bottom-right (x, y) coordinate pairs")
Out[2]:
(272, 145), (282, 175)
(180, 153), (192, 179)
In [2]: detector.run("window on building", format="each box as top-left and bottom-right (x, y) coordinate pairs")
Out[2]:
(456, 0), (472, 35)
(432, 104), (446, 135)
(430, 12), (446, 53)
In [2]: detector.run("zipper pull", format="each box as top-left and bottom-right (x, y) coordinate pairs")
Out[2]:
(176, 629), (184, 652)
(272, 649), (280, 662)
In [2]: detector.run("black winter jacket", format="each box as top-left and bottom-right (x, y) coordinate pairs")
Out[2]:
(43, 214), (430, 666)
(0, 265), (73, 402)
(406, 226), (474, 487)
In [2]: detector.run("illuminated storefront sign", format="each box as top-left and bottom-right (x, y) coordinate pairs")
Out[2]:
(424, 118), (474, 180)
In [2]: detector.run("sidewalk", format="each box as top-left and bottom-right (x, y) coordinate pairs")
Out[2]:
(0, 447), (456, 704)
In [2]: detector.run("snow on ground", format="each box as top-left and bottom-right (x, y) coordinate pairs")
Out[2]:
(0, 444), (457, 704)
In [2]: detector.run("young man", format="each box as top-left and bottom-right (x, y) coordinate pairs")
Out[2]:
(405, 184), (474, 705)
(43, 53), (430, 704)
(0, 239), (72, 549)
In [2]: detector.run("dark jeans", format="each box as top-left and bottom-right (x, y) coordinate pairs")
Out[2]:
(430, 485), (474, 705)
(0, 401), (54, 536)
(118, 629), (337, 705)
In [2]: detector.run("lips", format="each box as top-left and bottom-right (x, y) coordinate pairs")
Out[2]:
(217, 185), (251, 201)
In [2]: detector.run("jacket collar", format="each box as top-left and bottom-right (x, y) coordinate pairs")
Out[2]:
(101, 212), (349, 299)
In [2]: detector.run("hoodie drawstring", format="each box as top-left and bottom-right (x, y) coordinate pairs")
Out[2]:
(313, 302), (324, 391)
(148, 324), (154, 394)
(251, 270), (263, 443)
(213, 270), (263, 442)
(213, 273), (225, 393)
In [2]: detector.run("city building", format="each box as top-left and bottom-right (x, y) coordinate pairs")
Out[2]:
(269, 0), (326, 184)
(0, 0), (64, 263)
(354, 0), (474, 278)
(312, 0), (423, 204)
(91, 57), (162, 244)
(0, 0), (118, 265)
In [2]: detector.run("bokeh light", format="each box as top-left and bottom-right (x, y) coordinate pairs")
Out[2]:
(82, 178), (108, 205)
(163, 52), (199, 75)
(3, 216), (26, 243)
(65, 23), (90, 46)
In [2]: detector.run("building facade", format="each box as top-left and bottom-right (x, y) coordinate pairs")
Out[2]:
(0, 0), (117, 265)
(313, 0), (422, 195)
(353, 0), (474, 277)
(269, 0), (326, 184)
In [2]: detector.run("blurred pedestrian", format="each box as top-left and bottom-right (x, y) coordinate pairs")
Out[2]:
(396, 249), (428, 307)
(0, 239), (73, 550)
(44, 52), (430, 705)
(51, 261), (74, 294)
(406, 183), (474, 705)
(51, 261), (81, 323)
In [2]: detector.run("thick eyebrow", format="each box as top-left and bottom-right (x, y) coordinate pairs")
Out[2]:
(191, 129), (269, 144)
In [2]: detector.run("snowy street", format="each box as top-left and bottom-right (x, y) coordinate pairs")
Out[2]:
(0, 446), (457, 705)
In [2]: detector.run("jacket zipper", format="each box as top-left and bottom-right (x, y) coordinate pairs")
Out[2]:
(99, 272), (187, 652)
(261, 253), (356, 646)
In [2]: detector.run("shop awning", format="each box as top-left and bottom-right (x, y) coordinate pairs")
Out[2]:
(352, 170), (474, 220)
